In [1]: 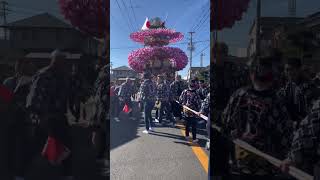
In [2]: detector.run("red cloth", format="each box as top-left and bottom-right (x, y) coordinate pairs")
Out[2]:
(0, 85), (13, 103)
(123, 103), (131, 113)
(42, 136), (71, 165)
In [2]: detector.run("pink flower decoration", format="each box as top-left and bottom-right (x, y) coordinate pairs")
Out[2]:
(59, 0), (107, 38)
(212, 0), (250, 30)
(128, 47), (188, 73)
(130, 29), (184, 44)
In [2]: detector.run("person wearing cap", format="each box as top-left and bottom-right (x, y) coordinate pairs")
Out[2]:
(179, 78), (202, 143)
(118, 77), (135, 120)
(139, 72), (156, 134)
(26, 49), (74, 180)
(221, 57), (293, 179)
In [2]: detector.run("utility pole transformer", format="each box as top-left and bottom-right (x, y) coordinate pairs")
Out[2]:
(288, 0), (296, 17)
(200, 53), (204, 67)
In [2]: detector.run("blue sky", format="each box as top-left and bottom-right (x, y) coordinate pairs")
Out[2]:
(110, 0), (210, 77)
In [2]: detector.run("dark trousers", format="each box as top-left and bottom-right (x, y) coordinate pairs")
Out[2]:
(159, 101), (174, 124)
(95, 129), (107, 159)
(185, 117), (197, 140)
(171, 100), (182, 118)
(155, 108), (159, 120)
(69, 96), (80, 122)
(144, 101), (155, 130)
(111, 96), (120, 118)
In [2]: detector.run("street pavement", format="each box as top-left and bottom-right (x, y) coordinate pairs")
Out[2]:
(111, 103), (209, 180)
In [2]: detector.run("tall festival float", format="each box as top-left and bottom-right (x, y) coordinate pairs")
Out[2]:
(128, 17), (188, 79)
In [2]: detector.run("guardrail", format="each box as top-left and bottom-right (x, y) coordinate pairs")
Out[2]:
(175, 100), (313, 180)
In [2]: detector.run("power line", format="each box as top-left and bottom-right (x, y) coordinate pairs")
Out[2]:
(110, 12), (129, 34)
(120, 0), (135, 32)
(129, 0), (138, 30)
(115, 0), (133, 32)
(190, 1), (209, 31)
(193, 13), (210, 40)
(193, 10), (209, 32)
(193, 43), (210, 59)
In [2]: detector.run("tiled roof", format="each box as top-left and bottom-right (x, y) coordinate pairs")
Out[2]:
(113, 66), (132, 71)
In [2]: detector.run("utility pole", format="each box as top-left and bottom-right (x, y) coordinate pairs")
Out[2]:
(288, 0), (296, 17)
(0, 1), (8, 40)
(256, 0), (261, 59)
(187, 32), (195, 68)
(200, 53), (204, 67)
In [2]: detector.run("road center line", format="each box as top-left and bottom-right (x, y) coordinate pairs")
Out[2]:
(176, 123), (209, 174)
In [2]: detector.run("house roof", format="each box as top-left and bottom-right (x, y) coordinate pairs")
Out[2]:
(6, 13), (72, 28)
(112, 66), (133, 71)
(299, 11), (320, 27)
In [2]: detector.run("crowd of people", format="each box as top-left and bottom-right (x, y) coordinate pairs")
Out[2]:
(0, 49), (109, 180)
(110, 72), (210, 147)
(212, 56), (320, 179)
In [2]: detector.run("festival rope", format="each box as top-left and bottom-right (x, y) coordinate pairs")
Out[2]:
(174, 100), (313, 180)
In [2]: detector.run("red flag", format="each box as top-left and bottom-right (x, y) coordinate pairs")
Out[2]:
(0, 85), (13, 104)
(122, 103), (132, 113)
(41, 136), (71, 165)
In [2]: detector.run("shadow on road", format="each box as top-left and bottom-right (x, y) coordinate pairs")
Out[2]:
(149, 131), (186, 141)
(110, 103), (141, 150)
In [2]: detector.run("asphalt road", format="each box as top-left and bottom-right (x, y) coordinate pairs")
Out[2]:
(111, 104), (209, 180)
